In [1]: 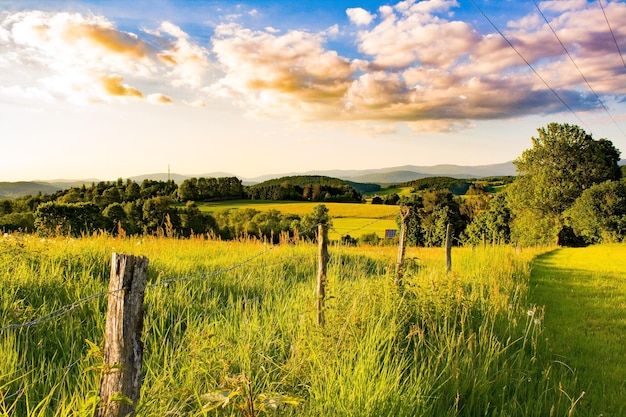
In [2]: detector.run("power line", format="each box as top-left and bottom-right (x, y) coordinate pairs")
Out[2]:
(598, 0), (626, 70)
(468, 0), (592, 133)
(532, 0), (626, 137)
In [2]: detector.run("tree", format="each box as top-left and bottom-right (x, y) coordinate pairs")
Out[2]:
(103, 203), (129, 235)
(419, 189), (466, 247)
(397, 199), (423, 246)
(508, 123), (621, 245)
(299, 204), (331, 240)
(567, 180), (626, 244)
(463, 193), (511, 246)
(180, 201), (216, 237)
(34, 202), (106, 237)
(142, 196), (180, 235)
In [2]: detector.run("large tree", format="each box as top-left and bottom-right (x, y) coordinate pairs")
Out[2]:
(567, 180), (626, 244)
(508, 123), (621, 245)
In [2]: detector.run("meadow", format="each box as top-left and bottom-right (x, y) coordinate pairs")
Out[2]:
(0, 233), (593, 416)
(192, 200), (400, 240)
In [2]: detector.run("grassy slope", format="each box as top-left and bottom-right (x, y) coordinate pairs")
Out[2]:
(530, 244), (626, 416)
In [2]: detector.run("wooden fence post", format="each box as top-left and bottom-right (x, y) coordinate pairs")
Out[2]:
(445, 223), (452, 273)
(95, 253), (149, 417)
(317, 224), (328, 327)
(395, 206), (410, 288)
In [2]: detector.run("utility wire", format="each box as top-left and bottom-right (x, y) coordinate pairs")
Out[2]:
(598, 0), (626, 70)
(468, 0), (593, 133)
(532, 0), (626, 137)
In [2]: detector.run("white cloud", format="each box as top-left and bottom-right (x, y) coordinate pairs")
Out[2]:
(0, 11), (212, 104)
(346, 8), (375, 26)
(205, 0), (626, 132)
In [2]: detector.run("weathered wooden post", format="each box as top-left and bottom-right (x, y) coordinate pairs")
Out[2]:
(317, 223), (328, 326)
(445, 223), (452, 273)
(395, 206), (410, 288)
(95, 253), (149, 417)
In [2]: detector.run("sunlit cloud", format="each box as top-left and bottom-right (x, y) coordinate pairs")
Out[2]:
(101, 75), (143, 98)
(147, 93), (172, 104)
(2, 0), (626, 134)
(0, 10), (212, 104)
(206, 0), (626, 132)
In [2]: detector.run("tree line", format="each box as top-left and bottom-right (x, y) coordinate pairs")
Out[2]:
(0, 176), (345, 241)
(395, 123), (625, 247)
(1, 122), (624, 246)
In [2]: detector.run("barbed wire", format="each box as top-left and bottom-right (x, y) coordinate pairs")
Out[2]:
(1, 212), (402, 332)
(0, 222), (322, 332)
(0, 290), (115, 332)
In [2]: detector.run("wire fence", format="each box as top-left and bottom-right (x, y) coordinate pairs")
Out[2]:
(0, 214), (396, 332)
(0, 214), (398, 407)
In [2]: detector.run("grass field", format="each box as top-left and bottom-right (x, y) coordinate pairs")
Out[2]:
(1, 235), (588, 416)
(192, 200), (401, 240)
(530, 244), (626, 416)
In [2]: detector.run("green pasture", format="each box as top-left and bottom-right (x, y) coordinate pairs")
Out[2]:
(0, 235), (588, 416)
(193, 200), (401, 239)
(530, 244), (626, 416)
(363, 186), (414, 197)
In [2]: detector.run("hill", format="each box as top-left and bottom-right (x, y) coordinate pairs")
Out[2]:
(243, 162), (517, 183)
(0, 181), (64, 198)
(0, 162), (519, 198)
(246, 175), (380, 201)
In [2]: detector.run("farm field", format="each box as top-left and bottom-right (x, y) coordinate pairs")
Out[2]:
(192, 200), (401, 240)
(0, 234), (591, 416)
(530, 244), (626, 416)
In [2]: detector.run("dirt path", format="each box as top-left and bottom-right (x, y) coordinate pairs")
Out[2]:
(530, 245), (626, 416)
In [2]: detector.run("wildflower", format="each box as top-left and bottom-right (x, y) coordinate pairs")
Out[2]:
(527, 309), (535, 317)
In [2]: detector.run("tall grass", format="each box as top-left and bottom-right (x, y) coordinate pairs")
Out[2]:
(0, 234), (580, 416)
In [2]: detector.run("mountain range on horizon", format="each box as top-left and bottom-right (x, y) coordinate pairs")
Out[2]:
(2, 160), (625, 199)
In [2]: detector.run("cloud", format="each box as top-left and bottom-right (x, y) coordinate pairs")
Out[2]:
(0, 11), (212, 104)
(101, 75), (143, 98)
(346, 8), (375, 26)
(147, 93), (172, 104)
(211, 23), (353, 119)
(207, 0), (626, 132)
(3, 1), (626, 134)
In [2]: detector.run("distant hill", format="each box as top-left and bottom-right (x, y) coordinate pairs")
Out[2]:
(243, 162), (517, 184)
(250, 175), (381, 195)
(0, 181), (64, 198)
(0, 162), (520, 199)
(348, 171), (435, 184)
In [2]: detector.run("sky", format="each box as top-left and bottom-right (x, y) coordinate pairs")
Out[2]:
(1, 0), (626, 181)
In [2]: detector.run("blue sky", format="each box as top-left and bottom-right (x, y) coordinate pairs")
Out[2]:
(1, 0), (625, 181)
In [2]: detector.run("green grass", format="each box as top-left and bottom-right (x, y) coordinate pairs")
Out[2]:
(191, 200), (401, 239)
(530, 244), (626, 416)
(192, 200), (399, 218)
(1, 236), (583, 416)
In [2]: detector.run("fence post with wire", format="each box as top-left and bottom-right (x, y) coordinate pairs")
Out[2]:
(95, 253), (149, 417)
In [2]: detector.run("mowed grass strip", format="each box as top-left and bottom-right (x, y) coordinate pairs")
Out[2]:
(530, 244), (626, 416)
